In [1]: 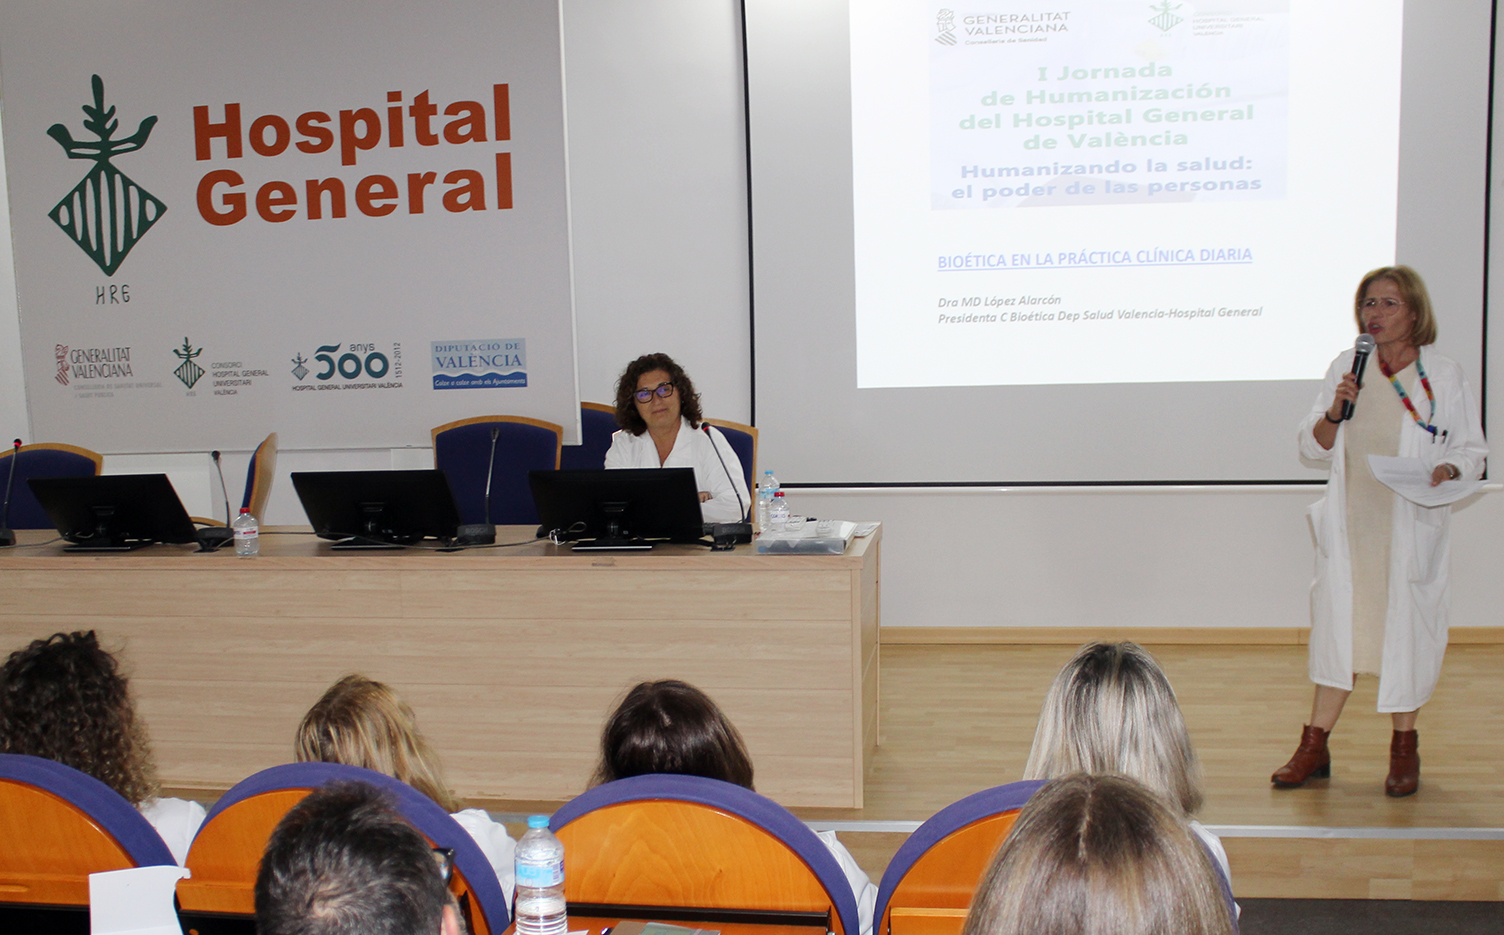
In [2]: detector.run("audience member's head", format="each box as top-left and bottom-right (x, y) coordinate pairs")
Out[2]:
(1023, 642), (1203, 816)
(0, 630), (157, 804)
(256, 780), (461, 935)
(296, 675), (459, 813)
(592, 679), (754, 789)
(962, 774), (1234, 935)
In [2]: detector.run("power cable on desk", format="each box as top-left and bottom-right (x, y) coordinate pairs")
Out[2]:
(0, 536), (65, 550)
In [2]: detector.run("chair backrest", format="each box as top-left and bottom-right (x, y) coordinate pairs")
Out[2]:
(0, 754), (176, 907)
(0, 443), (104, 529)
(432, 416), (563, 525)
(181, 762), (509, 935)
(874, 781), (1044, 935)
(551, 774), (859, 935)
(701, 419), (756, 493)
(560, 402), (619, 471)
(241, 432), (279, 518)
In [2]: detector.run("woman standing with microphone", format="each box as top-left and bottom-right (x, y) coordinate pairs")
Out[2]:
(1273, 266), (1486, 796)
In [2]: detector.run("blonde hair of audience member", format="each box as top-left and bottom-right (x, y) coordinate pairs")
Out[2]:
(296, 675), (460, 813)
(1023, 642), (1203, 816)
(961, 774), (1234, 935)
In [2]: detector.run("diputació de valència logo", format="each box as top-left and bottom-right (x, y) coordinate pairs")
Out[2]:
(47, 75), (166, 275)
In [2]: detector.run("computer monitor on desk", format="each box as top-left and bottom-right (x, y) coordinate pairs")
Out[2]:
(292, 470), (462, 549)
(530, 468), (705, 551)
(28, 474), (198, 551)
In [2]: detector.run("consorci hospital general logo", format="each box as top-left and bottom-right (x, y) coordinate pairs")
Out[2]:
(47, 75), (167, 276)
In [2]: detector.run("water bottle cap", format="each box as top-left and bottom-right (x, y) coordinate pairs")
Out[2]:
(774, 491), (784, 497)
(239, 507), (250, 514)
(527, 815), (550, 829)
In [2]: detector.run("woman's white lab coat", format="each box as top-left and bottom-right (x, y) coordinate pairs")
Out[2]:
(1297, 346), (1487, 712)
(604, 418), (750, 524)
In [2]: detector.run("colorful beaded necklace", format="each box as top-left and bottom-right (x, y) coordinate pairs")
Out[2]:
(1378, 353), (1437, 437)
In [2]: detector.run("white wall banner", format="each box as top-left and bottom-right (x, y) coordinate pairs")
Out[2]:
(0, 0), (577, 452)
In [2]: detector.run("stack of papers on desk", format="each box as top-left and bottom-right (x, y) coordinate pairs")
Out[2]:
(755, 521), (857, 554)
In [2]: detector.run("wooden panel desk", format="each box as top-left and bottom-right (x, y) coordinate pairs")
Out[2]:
(0, 527), (880, 808)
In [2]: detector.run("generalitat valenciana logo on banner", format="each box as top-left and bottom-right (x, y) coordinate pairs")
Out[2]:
(47, 75), (167, 276)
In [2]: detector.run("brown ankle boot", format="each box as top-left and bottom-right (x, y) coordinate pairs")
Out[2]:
(1385, 729), (1419, 797)
(1271, 724), (1331, 788)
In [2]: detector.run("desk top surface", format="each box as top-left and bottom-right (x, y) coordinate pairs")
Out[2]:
(0, 525), (878, 569)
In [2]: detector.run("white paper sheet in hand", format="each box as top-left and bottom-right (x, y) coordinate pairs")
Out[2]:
(1367, 456), (1482, 507)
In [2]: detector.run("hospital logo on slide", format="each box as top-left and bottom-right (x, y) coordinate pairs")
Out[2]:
(1148, 1), (1184, 34)
(47, 76), (166, 276)
(172, 338), (206, 389)
(431, 339), (527, 389)
(936, 9), (958, 45)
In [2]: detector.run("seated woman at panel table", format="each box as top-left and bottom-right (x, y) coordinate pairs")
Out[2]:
(604, 353), (750, 525)
(592, 679), (878, 935)
(961, 774), (1236, 935)
(1021, 642), (1234, 906)
(0, 630), (206, 864)
(295, 674), (516, 902)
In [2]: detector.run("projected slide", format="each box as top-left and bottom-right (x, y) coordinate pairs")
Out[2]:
(852, 0), (1401, 388)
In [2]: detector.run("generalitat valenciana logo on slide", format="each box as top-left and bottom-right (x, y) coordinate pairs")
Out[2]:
(47, 75), (167, 276)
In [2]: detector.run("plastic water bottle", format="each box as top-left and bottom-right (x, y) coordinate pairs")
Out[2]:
(758, 470), (779, 529)
(232, 507), (259, 557)
(514, 815), (566, 935)
(769, 490), (790, 532)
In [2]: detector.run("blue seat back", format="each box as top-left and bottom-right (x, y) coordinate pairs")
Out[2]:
(433, 417), (562, 525)
(702, 420), (755, 492)
(552, 774), (860, 935)
(1, 445), (102, 529)
(197, 762), (509, 932)
(560, 403), (619, 471)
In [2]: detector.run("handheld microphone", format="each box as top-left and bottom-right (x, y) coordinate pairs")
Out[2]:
(703, 425), (752, 547)
(0, 439), (21, 547)
(1341, 334), (1378, 421)
(456, 426), (500, 546)
(195, 449), (235, 552)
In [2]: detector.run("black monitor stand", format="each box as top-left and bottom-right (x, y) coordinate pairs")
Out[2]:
(329, 501), (410, 550)
(62, 505), (154, 552)
(569, 502), (653, 551)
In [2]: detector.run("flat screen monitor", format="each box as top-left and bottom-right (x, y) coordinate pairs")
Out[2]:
(291, 470), (462, 549)
(530, 468), (706, 549)
(27, 474), (198, 551)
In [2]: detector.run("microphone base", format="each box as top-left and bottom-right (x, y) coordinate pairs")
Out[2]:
(455, 523), (497, 546)
(712, 522), (753, 547)
(0, 528), (14, 548)
(194, 527), (234, 553)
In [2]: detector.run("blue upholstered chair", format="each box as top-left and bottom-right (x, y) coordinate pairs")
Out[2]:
(192, 432), (279, 528)
(702, 418), (757, 493)
(0, 753), (176, 912)
(0, 443), (103, 529)
(560, 401), (619, 471)
(551, 773), (860, 935)
(874, 780), (1044, 935)
(432, 416), (563, 526)
(181, 762), (509, 935)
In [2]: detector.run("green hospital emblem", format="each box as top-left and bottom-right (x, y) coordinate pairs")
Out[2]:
(47, 75), (166, 275)
(173, 337), (204, 389)
(1148, 1), (1183, 34)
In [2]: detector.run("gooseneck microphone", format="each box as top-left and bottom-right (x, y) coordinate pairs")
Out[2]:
(702, 425), (748, 522)
(195, 449), (236, 552)
(456, 426), (500, 546)
(0, 439), (22, 547)
(703, 425), (753, 548)
(1341, 334), (1378, 421)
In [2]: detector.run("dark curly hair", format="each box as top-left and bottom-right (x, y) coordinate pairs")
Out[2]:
(613, 353), (704, 435)
(0, 631), (158, 805)
(591, 679), (754, 790)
